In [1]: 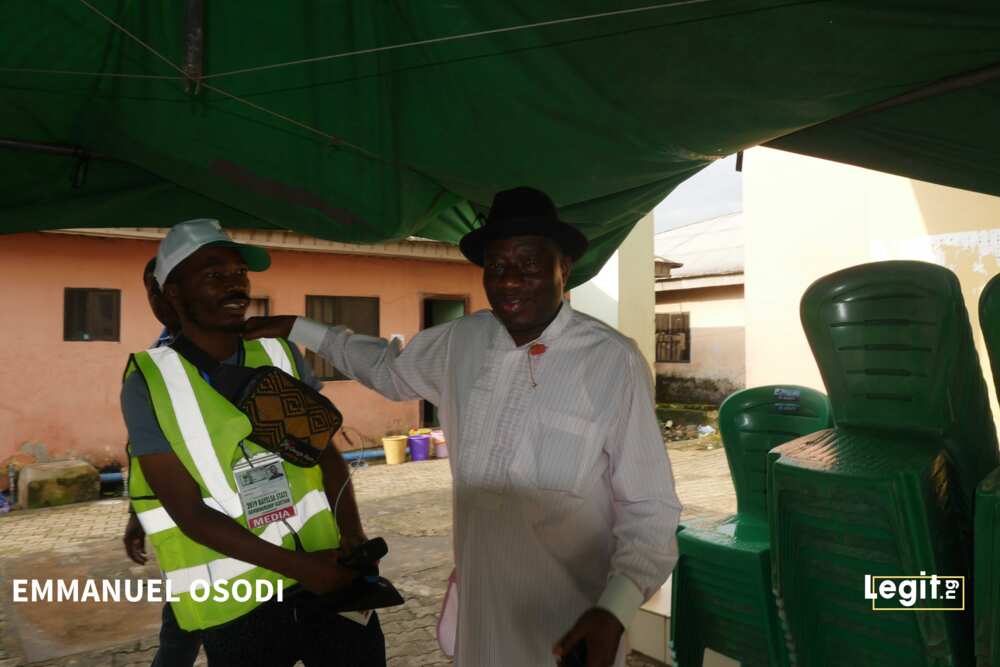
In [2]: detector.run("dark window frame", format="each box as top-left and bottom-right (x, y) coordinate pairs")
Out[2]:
(248, 297), (270, 318)
(64, 288), (121, 342)
(305, 295), (380, 381)
(655, 312), (690, 363)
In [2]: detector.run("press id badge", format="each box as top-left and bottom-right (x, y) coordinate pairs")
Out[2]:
(232, 452), (297, 529)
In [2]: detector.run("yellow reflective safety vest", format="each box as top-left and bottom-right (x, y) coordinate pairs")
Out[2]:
(126, 338), (340, 631)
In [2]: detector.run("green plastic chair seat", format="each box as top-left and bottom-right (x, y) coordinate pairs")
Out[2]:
(670, 385), (831, 667)
(673, 518), (785, 667)
(769, 428), (970, 666)
(975, 468), (1000, 666)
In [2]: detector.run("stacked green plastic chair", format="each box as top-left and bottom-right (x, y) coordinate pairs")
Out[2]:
(769, 261), (996, 667)
(974, 274), (1000, 666)
(670, 385), (832, 666)
(976, 468), (1000, 667)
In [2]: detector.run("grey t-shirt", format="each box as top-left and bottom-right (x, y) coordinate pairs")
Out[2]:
(122, 342), (321, 456)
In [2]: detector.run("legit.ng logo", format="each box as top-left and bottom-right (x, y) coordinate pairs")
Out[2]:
(864, 572), (964, 611)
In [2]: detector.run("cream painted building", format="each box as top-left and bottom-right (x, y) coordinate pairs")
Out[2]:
(744, 147), (1000, 425)
(654, 213), (745, 404)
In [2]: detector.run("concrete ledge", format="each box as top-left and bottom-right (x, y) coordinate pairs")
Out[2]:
(630, 580), (671, 663)
(629, 577), (743, 667)
(17, 460), (99, 509)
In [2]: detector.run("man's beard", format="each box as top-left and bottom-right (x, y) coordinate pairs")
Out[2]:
(183, 301), (244, 333)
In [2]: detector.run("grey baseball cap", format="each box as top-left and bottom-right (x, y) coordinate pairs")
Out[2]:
(154, 219), (270, 287)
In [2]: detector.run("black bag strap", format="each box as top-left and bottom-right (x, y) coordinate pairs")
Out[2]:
(169, 335), (224, 375)
(170, 336), (272, 406)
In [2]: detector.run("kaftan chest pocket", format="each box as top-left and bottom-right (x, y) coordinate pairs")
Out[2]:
(533, 408), (601, 495)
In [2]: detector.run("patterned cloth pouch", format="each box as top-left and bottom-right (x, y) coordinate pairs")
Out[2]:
(172, 336), (342, 467)
(224, 365), (342, 467)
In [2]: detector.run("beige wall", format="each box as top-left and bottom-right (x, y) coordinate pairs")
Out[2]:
(572, 213), (656, 371)
(618, 213), (656, 370)
(0, 233), (488, 466)
(744, 148), (1000, 425)
(656, 284), (745, 387)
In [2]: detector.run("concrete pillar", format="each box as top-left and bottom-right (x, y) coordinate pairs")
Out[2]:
(571, 213), (655, 371)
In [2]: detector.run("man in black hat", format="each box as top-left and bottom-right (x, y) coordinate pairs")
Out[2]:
(245, 187), (681, 667)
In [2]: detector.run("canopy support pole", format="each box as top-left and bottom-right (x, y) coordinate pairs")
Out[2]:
(183, 0), (204, 94)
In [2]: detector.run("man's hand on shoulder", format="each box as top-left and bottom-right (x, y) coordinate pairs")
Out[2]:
(553, 607), (624, 667)
(243, 315), (297, 340)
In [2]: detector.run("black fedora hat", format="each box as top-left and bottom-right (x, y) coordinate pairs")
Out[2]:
(459, 186), (589, 266)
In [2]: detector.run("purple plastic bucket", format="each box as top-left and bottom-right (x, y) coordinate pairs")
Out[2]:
(408, 435), (431, 461)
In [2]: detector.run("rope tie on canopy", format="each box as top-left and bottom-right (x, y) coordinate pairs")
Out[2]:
(75, 0), (369, 156)
(2, 0), (826, 210)
(3, 0), (480, 207)
(4, 0), (822, 91)
(182, 0), (205, 95)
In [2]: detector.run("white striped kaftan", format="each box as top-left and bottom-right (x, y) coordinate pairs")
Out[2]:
(291, 302), (682, 666)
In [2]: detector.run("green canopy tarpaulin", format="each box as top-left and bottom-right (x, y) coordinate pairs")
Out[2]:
(2, 1), (999, 287)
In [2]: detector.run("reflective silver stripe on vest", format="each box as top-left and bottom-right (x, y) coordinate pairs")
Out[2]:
(136, 496), (240, 536)
(259, 338), (293, 374)
(146, 347), (244, 519)
(136, 506), (174, 535)
(165, 489), (331, 593)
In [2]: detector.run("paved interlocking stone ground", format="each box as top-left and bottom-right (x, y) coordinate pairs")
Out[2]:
(0, 444), (734, 666)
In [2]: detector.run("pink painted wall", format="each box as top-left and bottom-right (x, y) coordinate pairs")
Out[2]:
(0, 233), (488, 467)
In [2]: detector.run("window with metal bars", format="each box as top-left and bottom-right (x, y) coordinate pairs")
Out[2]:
(655, 312), (690, 363)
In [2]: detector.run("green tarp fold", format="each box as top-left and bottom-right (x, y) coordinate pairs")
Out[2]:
(3, 1), (999, 286)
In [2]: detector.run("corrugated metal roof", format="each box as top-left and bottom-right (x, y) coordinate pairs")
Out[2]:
(654, 212), (743, 279)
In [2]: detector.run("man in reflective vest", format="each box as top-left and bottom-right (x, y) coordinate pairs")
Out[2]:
(122, 256), (203, 667)
(121, 219), (385, 666)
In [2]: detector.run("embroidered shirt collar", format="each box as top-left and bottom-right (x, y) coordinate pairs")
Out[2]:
(492, 300), (574, 351)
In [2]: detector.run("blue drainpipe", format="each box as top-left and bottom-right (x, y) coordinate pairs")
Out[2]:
(342, 448), (394, 462)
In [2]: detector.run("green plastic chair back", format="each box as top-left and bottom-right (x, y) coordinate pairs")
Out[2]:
(669, 385), (831, 667)
(719, 385), (832, 532)
(973, 273), (1000, 667)
(975, 468), (1000, 667)
(800, 260), (998, 517)
(977, 272), (1000, 391)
